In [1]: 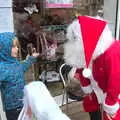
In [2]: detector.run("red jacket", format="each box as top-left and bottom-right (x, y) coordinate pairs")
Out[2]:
(75, 41), (120, 115)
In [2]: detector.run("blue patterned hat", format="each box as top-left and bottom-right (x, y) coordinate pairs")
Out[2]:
(0, 32), (18, 62)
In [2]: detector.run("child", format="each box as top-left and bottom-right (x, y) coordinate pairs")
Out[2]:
(0, 32), (39, 120)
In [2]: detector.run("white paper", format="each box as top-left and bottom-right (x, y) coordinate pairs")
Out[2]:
(0, 8), (14, 33)
(45, 0), (73, 8)
(0, 0), (12, 7)
(46, 0), (73, 4)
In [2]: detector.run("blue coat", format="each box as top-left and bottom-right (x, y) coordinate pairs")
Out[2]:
(0, 32), (36, 111)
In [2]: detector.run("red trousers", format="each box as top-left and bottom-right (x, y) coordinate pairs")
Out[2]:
(83, 92), (100, 112)
(83, 92), (120, 120)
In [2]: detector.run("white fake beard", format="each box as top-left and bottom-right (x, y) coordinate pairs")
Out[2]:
(64, 39), (86, 68)
(64, 20), (86, 68)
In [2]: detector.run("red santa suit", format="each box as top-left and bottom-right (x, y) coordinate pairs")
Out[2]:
(64, 16), (120, 120)
(92, 41), (120, 120)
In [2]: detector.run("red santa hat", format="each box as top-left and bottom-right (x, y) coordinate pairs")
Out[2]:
(77, 16), (107, 78)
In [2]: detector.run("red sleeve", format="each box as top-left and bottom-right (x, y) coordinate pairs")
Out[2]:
(74, 68), (99, 112)
(103, 50), (120, 114)
(74, 68), (93, 94)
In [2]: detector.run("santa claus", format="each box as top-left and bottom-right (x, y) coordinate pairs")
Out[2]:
(64, 16), (120, 120)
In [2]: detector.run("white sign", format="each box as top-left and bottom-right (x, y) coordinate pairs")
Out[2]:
(0, 8), (14, 33)
(45, 0), (73, 8)
(46, 0), (73, 4)
(0, 0), (12, 7)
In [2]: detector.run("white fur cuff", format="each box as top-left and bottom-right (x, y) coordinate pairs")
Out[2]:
(81, 85), (93, 94)
(103, 101), (119, 114)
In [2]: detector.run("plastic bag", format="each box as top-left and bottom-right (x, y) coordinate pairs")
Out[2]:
(18, 81), (71, 120)
(18, 99), (37, 120)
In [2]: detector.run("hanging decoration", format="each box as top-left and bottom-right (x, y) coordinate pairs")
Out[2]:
(24, 4), (38, 15)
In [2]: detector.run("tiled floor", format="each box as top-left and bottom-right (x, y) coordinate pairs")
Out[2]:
(61, 101), (90, 120)
(54, 94), (90, 120)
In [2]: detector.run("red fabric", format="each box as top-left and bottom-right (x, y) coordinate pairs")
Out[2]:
(74, 68), (99, 112)
(74, 68), (91, 86)
(93, 41), (120, 107)
(78, 16), (107, 67)
(83, 92), (99, 112)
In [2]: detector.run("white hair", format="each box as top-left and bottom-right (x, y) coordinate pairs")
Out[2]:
(64, 17), (114, 68)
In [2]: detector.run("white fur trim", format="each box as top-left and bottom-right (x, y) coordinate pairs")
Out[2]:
(81, 85), (93, 94)
(93, 24), (114, 60)
(89, 75), (105, 104)
(82, 68), (92, 78)
(103, 101), (119, 114)
(118, 94), (120, 99)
